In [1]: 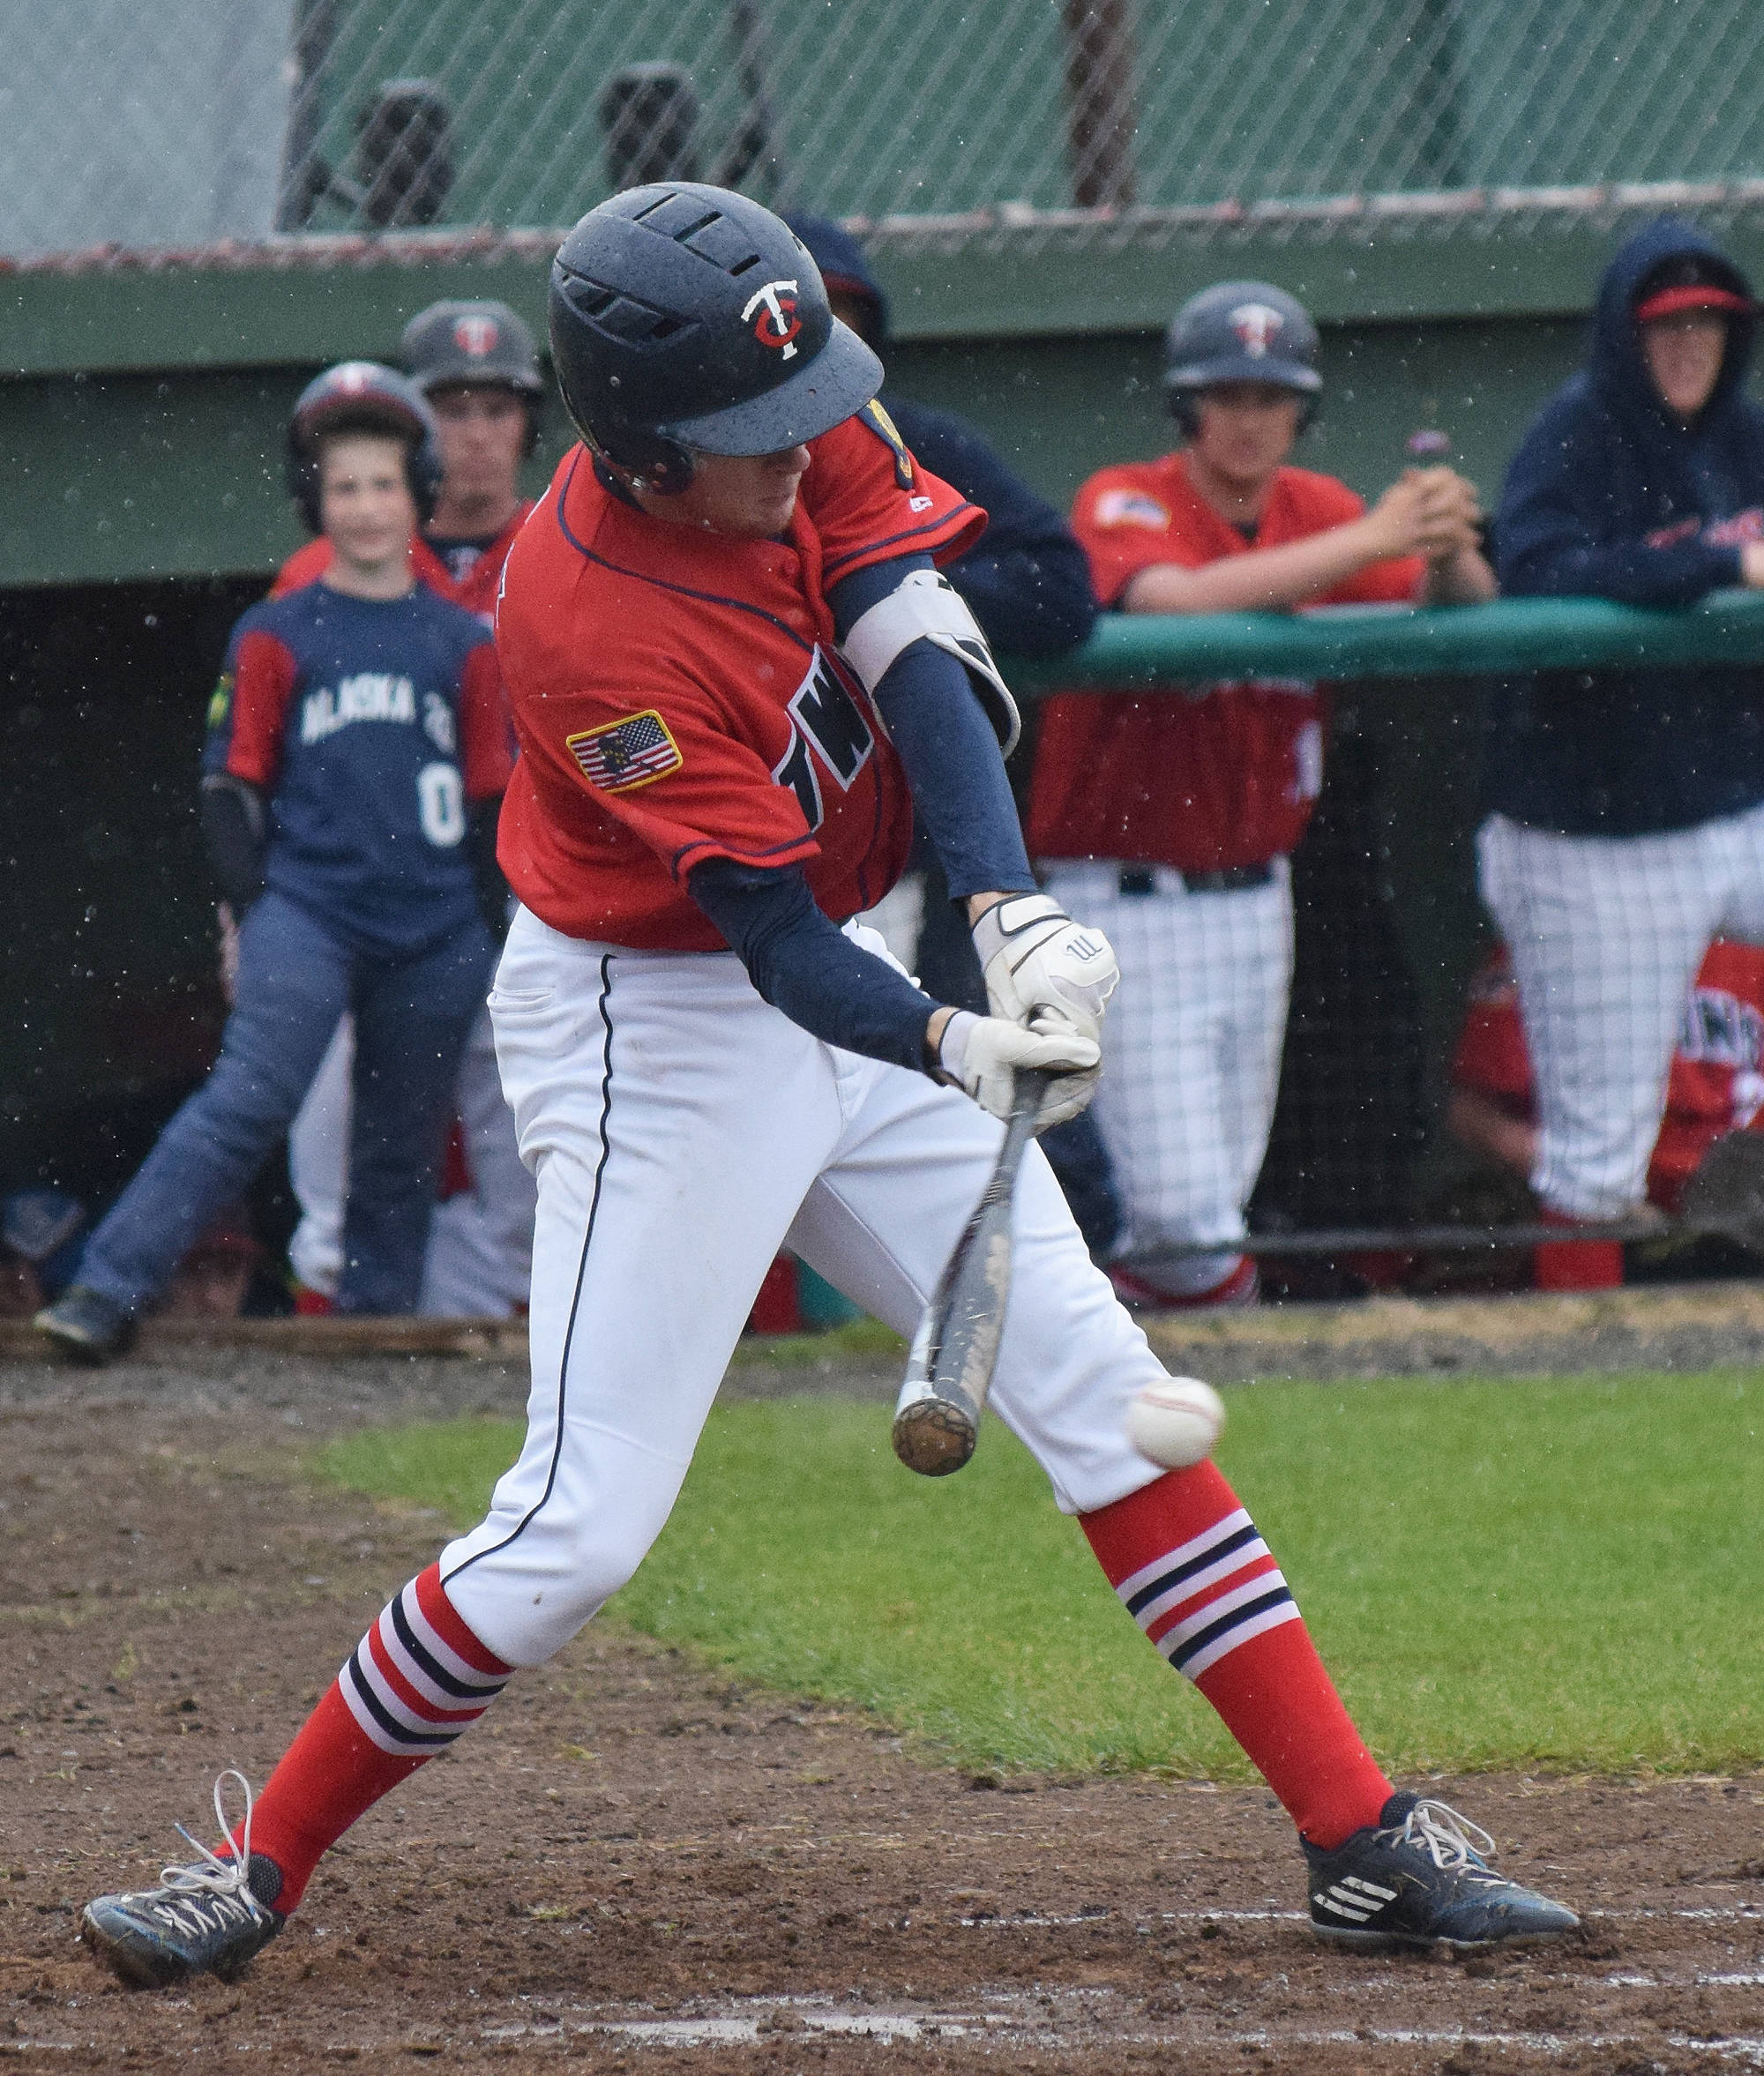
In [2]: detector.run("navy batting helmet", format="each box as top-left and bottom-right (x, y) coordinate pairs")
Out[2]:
(548, 182), (882, 494)
(285, 362), (445, 532)
(1163, 281), (1322, 436)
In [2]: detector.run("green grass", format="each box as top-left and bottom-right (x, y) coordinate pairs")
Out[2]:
(318, 1370), (1764, 1780)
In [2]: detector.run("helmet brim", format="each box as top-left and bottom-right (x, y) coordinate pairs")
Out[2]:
(1166, 355), (1322, 395)
(296, 395), (432, 447)
(413, 367), (546, 398)
(665, 321), (883, 456)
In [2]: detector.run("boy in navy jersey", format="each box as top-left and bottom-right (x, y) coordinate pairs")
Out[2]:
(38, 365), (513, 1360)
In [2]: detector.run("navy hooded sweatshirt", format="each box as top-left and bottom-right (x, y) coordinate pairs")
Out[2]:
(1486, 218), (1764, 836)
(786, 214), (1095, 659)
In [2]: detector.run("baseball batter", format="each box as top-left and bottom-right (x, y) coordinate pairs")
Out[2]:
(1028, 282), (1493, 1308)
(78, 189), (1573, 1989)
(1484, 219), (1764, 1290)
(277, 301), (545, 1319)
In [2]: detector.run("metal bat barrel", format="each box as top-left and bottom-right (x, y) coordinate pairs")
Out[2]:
(891, 1072), (1050, 1477)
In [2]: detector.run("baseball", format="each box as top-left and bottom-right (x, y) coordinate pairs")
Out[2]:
(1125, 1377), (1226, 1468)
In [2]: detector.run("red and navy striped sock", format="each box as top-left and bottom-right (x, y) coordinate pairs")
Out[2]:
(1082, 1463), (1392, 1849)
(232, 1564), (512, 1912)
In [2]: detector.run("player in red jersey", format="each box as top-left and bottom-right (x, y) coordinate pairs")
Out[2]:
(277, 302), (545, 1318)
(1450, 938), (1764, 1282)
(1028, 281), (1495, 1310)
(78, 190), (1573, 1994)
(274, 299), (543, 620)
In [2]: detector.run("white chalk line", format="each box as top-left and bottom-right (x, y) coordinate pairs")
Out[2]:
(472, 1988), (1764, 2060)
(962, 1902), (1764, 1928)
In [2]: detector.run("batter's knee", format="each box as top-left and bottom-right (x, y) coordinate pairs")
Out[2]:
(441, 1511), (660, 1669)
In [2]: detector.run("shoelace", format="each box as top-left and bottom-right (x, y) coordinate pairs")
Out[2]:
(155, 1768), (268, 1918)
(1396, 1798), (1499, 1871)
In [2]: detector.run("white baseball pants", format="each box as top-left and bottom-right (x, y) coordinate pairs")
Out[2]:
(1042, 862), (1293, 1296)
(1477, 804), (1764, 1219)
(438, 907), (1169, 1669)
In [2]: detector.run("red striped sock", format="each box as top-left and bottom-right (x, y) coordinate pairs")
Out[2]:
(1081, 1464), (1392, 1849)
(233, 1564), (512, 1912)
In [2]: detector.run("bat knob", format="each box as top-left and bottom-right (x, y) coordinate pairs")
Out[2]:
(891, 1393), (977, 1476)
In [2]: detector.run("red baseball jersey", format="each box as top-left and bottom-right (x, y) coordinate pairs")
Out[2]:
(1026, 454), (1424, 871)
(493, 408), (984, 952)
(273, 503), (535, 624)
(1453, 941), (1764, 1212)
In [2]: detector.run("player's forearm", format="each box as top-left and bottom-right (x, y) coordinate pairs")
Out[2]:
(688, 858), (944, 1074)
(1121, 518), (1393, 616)
(1421, 543), (1498, 606)
(870, 640), (1035, 899)
(1499, 523), (1743, 609)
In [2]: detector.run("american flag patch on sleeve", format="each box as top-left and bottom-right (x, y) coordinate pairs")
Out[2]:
(564, 710), (684, 793)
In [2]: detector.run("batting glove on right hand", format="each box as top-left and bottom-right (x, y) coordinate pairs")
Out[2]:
(972, 893), (1119, 1048)
(938, 1011), (1101, 1131)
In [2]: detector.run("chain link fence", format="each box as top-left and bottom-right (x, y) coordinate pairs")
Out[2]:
(5, 0), (1764, 263)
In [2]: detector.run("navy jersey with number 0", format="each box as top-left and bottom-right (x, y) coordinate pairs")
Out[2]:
(204, 583), (512, 953)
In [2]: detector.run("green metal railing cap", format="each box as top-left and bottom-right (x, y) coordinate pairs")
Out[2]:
(1034, 588), (1764, 686)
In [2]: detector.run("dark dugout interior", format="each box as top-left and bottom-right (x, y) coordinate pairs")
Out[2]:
(0, 576), (269, 1219)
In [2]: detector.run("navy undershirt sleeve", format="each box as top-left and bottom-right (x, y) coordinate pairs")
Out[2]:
(688, 858), (940, 1073)
(828, 556), (1035, 902)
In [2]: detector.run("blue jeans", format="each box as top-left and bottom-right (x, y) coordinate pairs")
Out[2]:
(78, 892), (493, 1317)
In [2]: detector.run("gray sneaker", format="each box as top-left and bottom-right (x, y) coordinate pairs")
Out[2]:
(35, 1283), (133, 1364)
(80, 1772), (284, 1989)
(1304, 1792), (1580, 1951)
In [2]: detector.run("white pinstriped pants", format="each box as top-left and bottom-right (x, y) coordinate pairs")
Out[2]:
(438, 907), (1170, 1668)
(1477, 804), (1764, 1220)
(1042, 861), (1292, 1296)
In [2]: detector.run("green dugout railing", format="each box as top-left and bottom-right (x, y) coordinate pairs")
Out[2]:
(1034, 586), (1764, 1265)
(1039, 586), (1764, 688)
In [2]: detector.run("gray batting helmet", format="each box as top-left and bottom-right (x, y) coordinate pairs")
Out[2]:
(400, 300), (545, 397)
(1163, 281), (1321, 432)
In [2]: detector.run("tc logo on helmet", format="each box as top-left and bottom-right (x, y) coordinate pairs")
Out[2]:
(742, 280), (802, 359)
(1229, 302), (1285, 357)
(452, 314), (500, 357)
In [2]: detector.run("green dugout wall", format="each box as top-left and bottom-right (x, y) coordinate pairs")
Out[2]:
(11, 219), (1758, 587)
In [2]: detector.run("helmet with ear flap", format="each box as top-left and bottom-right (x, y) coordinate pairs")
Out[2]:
(1164, 280), (1322, 441)
(547, 181), (881, 497)
(285, 362), (445, 533)
(400, 299), (547, 459)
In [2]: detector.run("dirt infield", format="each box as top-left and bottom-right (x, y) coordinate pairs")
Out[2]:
(3, 1358), (1762, 2073)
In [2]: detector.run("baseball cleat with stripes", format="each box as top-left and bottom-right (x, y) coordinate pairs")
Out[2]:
(80, 1771), (285, 1989)
(1304, 1792), (1579, 1951)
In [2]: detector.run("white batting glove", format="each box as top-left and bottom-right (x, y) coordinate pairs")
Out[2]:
(938, 1011), (1102, 1131)
(971, 893), (1119, 1046)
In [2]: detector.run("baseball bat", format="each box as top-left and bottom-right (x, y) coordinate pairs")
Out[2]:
(891, 1070), (1050, 1477)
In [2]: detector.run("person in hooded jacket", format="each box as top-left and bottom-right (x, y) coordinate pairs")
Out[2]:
(1484, 217), (1764, 1290)
(785, 213), (1120, 1253)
